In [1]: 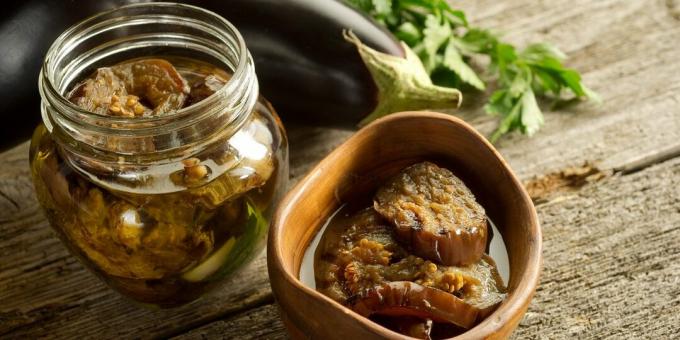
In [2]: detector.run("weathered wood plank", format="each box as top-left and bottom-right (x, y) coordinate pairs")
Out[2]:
(175, 156), (680, 340)
(286, 124), (354, 185)
(2, 0), (680, 338)
(173, 304), (287, 340)
(516, 161), (680, 339)
(457, 0), (680, 179)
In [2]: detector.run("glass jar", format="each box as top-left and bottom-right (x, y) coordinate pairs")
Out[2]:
(30, 3), (288, 308)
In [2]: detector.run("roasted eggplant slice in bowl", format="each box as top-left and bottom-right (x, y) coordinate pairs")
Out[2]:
(268, 111), (542, 339)
(373, 161), (489, 267)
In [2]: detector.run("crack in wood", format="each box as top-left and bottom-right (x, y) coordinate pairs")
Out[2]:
(0, 189), (19, 211)
(614, 144), (680, 174)
(20, 256), (69, 274)
(524, 162), (610, 204)
(527, 146), (680, 206)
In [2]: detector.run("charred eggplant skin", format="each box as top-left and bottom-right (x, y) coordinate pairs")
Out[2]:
(0, 0), (400, 150)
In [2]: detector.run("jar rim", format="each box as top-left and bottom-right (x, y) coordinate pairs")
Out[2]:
(40, 2), (250, 125)
(38, 1), (260, 166)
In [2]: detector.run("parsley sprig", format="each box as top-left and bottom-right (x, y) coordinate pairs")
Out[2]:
(347, 0), (598, 141)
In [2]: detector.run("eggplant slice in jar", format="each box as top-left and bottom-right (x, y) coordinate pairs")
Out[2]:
(374, 162), (487, 266)
(69, 59), (190, 117)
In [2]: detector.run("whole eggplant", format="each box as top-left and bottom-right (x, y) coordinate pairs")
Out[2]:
(0, 1), (134, 151)
(188, 0), (404, 127)
(0, 0), (457, 151)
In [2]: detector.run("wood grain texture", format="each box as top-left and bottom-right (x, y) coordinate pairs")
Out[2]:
(515, 159), (680, 339)
(1, 0), (680, 338)
(175, 156), (680, 340)
(451, 0), (680, 180)
(173, 304), (287, 340)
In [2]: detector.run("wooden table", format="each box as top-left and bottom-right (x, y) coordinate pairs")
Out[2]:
(2, 0), (679, 338)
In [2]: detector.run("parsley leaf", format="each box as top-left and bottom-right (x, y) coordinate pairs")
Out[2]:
(442, 39), (485, 90)
(346, 0), (598, 141)
(419, 15), (452, 72)
(395, 22), (422, 45)
(371, 0), (393, 16)
(519, 88), (543, 136)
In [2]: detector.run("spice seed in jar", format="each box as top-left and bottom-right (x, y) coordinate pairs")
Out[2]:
(185, 165), (208, 180)
(182, 158), (201, 168)
(182, 157), (209, 181)
(134, 103), (146, 115)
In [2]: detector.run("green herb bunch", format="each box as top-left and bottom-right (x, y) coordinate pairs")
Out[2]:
(347, 0), (598, 141)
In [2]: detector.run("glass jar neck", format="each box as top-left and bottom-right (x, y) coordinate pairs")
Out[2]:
(39, 2), (259, 165)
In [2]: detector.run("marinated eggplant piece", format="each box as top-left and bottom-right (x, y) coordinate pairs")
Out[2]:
(187, 74), (229, 106)
(321, 249), (505, 320)
(69, 59), (190, 117)
(314, 208), (405, 302)
(350, 281), (478, 329)
(69, 68), (142, 117)
(315, 207), (506, 320)
(461, 255), (507, 319)
(313, 162), (506, 338)
(376, 255), (507, 323)
(374, 162), (487, 266)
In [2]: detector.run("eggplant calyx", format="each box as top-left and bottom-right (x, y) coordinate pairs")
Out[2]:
(343, 31), (462, 126)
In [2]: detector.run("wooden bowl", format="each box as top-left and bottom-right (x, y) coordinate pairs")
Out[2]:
(268, 111), (542, 339)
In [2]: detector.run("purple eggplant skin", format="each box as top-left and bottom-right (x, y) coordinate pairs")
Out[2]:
(0, 0), (401, 151)
(0, 0), (132, 151)
(187, 0), (404, 127)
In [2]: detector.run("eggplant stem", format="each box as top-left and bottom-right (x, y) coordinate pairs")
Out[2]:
(343, 31), (462, 126)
